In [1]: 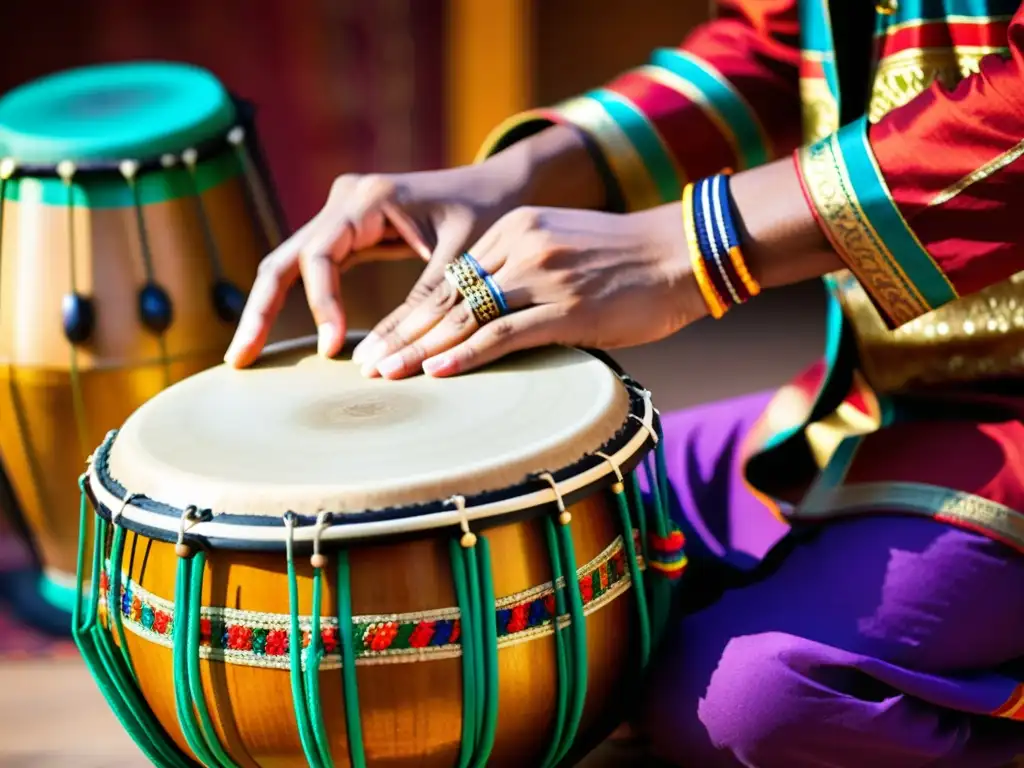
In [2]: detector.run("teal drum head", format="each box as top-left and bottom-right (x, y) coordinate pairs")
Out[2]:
(0, 61), (236, 164)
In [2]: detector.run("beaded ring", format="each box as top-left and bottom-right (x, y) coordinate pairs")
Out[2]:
(681, 173), (761, 319)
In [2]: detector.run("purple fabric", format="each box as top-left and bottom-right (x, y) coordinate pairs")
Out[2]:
(636, 392), (1024, 767)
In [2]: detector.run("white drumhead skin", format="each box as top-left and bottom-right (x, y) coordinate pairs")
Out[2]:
(106, 341), (630, 517)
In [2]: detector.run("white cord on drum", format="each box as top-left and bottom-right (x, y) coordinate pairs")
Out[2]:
(593, 451), (627, 496)
(630, 412), (659, 444)
(311, 511), (332, 569)
(538, 472), (572, 526)
(175, 505), (200, 558)
(448, 495), (477, 548)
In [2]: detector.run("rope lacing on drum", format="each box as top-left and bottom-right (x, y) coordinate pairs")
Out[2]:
(281, 510), (336, 768)
(310, 511), (333, 568)
(112, 493), (138, 525)
(594, 450), (653, 667)
(538, 472), (571, 526)
(175, 505), (201, 558)
(447, 495), (477, 548)
(630, 411), (659, 444)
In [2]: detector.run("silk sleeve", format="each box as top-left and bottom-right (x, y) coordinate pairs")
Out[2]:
(478, 0), (802, 212)
(796, 7), (1024, 328)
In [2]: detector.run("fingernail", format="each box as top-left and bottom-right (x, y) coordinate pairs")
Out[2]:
(352, 333), (379, 364)
(422, 355), (453, 376)
(224, 323), (257, 365)
(376, 355), (404, 379)
(317, 323), (336, 357)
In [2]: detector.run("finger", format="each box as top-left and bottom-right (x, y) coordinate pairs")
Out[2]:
(374, 296), (479, 380)
(358, 242), (510, 373)
(353, 218), (475, 364)
(422, 304), (568, 377)
(359, 278), (460, 376)
(224, 249), (302, 368)
(224, 178), (357, 367)
(300, 181), (402, 358)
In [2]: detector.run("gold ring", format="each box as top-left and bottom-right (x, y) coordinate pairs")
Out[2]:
(444, 257), (503, 325)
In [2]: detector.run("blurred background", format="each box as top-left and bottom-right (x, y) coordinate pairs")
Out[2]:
(0, 1), (824, 764)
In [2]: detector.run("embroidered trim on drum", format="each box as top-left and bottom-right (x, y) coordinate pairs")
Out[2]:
(99, 532), (643, 670)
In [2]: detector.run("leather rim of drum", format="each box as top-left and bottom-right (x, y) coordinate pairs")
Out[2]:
(83, 338), (662, 551)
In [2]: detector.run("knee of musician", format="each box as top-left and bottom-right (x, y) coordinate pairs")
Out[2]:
(696, 632), (848, 763)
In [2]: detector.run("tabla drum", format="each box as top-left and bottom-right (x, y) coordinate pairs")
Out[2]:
(77, 337), (686, 767)
(0, 61), (311, 620)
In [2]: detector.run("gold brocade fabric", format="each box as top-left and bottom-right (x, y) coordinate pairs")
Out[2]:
(828, 43), (1024, 394)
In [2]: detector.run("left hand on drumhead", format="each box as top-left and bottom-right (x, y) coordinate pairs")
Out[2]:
(360, 204), (709, 379)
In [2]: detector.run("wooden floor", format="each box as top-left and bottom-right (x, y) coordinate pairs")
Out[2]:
(0, 282), (825, 766)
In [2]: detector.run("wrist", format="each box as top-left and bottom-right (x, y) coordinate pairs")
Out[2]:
(479, 125), (611, 211)
(634, 203), (710, 325)
(728, 156), (843, 290)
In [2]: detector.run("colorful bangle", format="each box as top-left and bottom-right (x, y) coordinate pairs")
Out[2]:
(681, 182), (726, 319)
(683, 173), (761, 319)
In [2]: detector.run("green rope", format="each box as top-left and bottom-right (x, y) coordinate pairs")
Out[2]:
(106, 525), (137, 680)
(304, 565), (335, 767)
(469, 537), (499, 768)
(336, 550), (367, 768)
(612, 487), (651, 668)
(655, 436), (671, 525)
(92, 516), (191, 766)
(173, 554), (224, 767)
(552, 520), (588, 767)
(185, 554), (243, 768)
(628, 473), (649, 564)
(639, 457), (672, 643)
(537, 518), (570, 768)
(285, 521), (325, 768)
(464, 546), (486, 752)
(72, 483), (192, 768)
(449, 539), (478, 768)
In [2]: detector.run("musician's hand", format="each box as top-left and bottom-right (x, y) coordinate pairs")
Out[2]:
(223, 125), (609, 369)
(361, 204), (708, 379)
(223, 167), (517, 368)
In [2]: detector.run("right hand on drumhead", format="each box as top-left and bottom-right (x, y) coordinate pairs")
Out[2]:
(223, 168), (516, 368)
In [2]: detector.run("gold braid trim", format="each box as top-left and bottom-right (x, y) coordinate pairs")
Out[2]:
(868, 45), (1008, 123)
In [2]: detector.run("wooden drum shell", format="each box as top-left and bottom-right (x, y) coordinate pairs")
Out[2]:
(0, 169), (312, 581)
(111, 492), (636, 767)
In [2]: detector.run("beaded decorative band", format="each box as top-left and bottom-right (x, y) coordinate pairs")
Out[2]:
(682, 174), (761, 319)
(444, 254), (506, 325)
(98, 532), (641, 670)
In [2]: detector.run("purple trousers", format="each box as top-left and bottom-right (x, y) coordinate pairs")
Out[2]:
(638, 392), (1024, 768)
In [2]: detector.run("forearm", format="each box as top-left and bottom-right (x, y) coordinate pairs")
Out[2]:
(730, 156), (843, 289)
(478, 125), (611, 212)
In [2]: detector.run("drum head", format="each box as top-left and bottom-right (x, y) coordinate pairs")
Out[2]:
(0, 62), (235, 163)
(105, 341), (632, 517)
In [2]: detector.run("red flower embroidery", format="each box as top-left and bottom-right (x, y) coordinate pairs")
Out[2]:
(199, 618), (212, 644)
(366, 622), (399, 652)
(579, 577), (594, 603)
(599, 565), (609, 590)
(507, 604), (529, 634)
(449, 620), (461, 645)
(544, 595), (556, 617)
(265, 629), (288, 656)
(321, 628), (339, 653)
(227, 625), (253, 651)
(302, 630), (312, 649)
(152, 611), (170, 634)
(408, 621), (435, 649)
